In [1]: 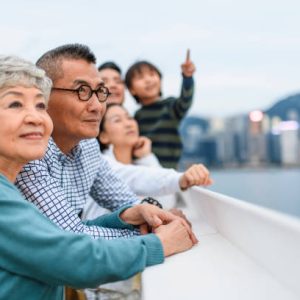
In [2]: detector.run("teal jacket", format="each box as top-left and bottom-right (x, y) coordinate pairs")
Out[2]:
(0, 174), (164, 300)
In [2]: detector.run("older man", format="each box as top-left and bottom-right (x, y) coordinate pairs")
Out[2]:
(15, 44), (177, 239)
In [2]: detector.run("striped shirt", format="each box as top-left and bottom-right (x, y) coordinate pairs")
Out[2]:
(15, 137), (140, 239)
(135, 76), (194, 169)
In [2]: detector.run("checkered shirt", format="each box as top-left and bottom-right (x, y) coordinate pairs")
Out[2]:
(15, 138), (140, 239)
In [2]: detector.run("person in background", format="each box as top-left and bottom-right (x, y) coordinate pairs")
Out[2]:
(98, 61), (125, 104)
(15, 44), (192, 239)
(82, 103), (212, 220)
(125, 50), (195, 169)
(0, 55), (196, 300)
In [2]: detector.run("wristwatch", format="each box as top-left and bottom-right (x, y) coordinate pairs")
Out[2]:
(141, 197), (163, 209)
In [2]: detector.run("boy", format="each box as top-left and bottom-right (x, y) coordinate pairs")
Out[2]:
(125, 50), (195, 169)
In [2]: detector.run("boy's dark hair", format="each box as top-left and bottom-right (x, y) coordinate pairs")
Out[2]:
(36, 43), (96, 82)
(98, 61), (122, 75)
(98, 102), (122, 151)
(125, 61), (162, 103)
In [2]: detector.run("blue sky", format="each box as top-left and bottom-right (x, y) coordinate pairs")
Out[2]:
(1, 0), (300, 117)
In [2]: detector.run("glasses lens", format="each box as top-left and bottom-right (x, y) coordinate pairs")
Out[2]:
(78, 85), (92, 101)
(97, 87), (109, 102)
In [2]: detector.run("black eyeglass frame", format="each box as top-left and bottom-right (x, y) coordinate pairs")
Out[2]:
(51, 85), (111, 102)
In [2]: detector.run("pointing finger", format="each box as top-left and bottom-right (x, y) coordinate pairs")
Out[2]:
(186, 48), (190, 62)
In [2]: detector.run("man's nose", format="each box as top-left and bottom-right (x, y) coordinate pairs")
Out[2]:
(87, 93), (105, 112)
(107, 82), (117, 91)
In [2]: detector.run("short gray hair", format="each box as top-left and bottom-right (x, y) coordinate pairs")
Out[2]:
(36, 43), (96, 82)
(0, 55), (52, 102)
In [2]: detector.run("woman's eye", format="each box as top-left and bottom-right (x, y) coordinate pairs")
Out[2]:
(8, 101), (22, 108)
(36, 102), (47, 110)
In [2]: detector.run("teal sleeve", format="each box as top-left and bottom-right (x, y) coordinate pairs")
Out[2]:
(84, 205), (137, 231)
(0, 182), (164, 289)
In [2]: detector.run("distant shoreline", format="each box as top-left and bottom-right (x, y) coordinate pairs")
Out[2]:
(210, 164), (300, 171)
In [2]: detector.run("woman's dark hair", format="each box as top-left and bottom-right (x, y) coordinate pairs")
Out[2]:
(98, 61), (122, 75)
(98, 103), (124, 151)
(125, 61), (162, 103)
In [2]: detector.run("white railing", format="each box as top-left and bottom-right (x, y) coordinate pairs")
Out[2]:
(142, 187), (300, 300)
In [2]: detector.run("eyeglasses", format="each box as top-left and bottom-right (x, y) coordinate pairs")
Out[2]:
(52, 85), (111, 102)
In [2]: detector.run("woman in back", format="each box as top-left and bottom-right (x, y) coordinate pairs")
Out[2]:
(92, 103), (212, 212)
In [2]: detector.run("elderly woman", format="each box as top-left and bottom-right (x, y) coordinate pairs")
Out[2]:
(0, 56), (196, 300)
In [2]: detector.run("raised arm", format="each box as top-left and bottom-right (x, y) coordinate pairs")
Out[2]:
(172, 49), (196, 120)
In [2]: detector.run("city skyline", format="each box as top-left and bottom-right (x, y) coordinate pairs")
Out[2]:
(1, 0), (300, 117)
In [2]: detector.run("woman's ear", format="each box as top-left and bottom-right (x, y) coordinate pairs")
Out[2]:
(99, 131), (110, 145)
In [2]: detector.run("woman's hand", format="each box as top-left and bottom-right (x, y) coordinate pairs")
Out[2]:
(154, 219), (197, 257)
(179, 164), (213, 190)
(133, 136), (152, 158)
(120, 204), (197, 242)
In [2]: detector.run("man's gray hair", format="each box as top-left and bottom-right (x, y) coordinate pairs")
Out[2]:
(0, 55), (52, 102)
(36, 43), (96, 82)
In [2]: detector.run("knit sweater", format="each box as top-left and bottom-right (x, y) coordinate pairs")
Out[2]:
(134, 76), (194, 169)
(0, 173), (164, 300)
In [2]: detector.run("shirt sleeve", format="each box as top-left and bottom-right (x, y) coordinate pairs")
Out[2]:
(134, 153), (162, 168)
(0, 187), (164, 288)
(90, 156), (141, 209)
(15, 159), (140, 240)
(103, 156), (181, 197)
(171, 75), (194, 120)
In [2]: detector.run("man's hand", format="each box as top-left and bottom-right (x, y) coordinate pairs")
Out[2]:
(133, 136), (152, 158)
(154, 219), (198, 257)
(179, 164), (213, 190)
(169, 208), (192, 228)
(181, 49), (196, 77)
(119, 204), (198, 238)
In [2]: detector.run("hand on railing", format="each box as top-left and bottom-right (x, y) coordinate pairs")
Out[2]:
(154, 218), (198, 257)
(179, 164), (213, 190)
